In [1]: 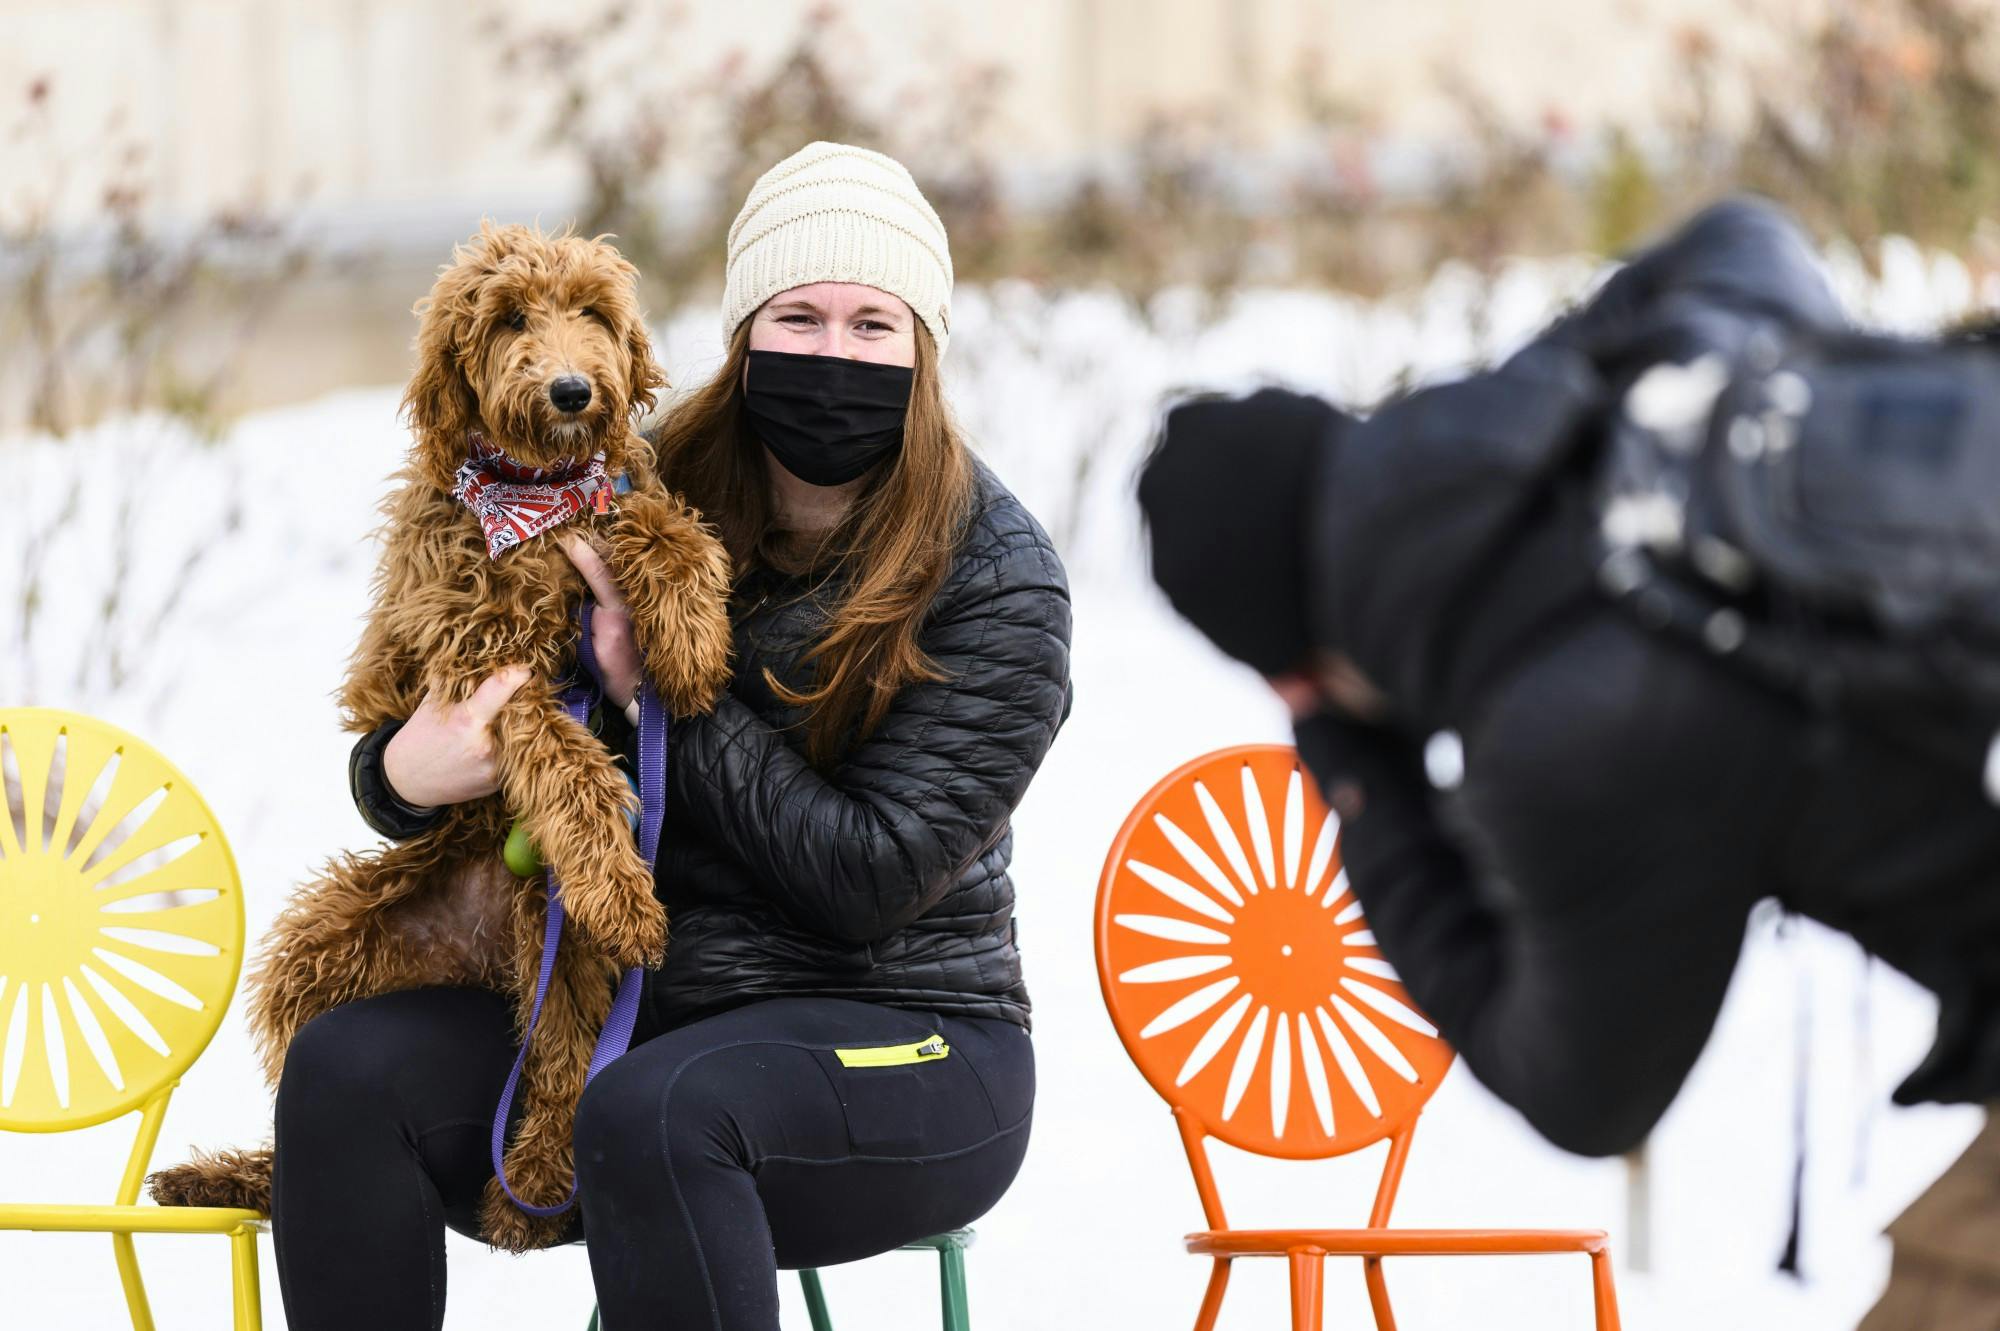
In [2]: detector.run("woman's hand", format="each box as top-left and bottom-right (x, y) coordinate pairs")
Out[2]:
(381, 666), (533, 809)
(559, 534), (643, 710)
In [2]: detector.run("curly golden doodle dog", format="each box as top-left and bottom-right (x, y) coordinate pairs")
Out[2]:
(146, 224), (733, 1252)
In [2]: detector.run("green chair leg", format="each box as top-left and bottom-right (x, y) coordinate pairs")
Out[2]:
(901, 1228), (976, 1331)
(585, 1307), (599, 1331)
(938, 1241), (971, 1331)
(800, 1267), (835, 1331)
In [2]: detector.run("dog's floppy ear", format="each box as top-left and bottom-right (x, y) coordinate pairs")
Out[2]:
(626, 316), (668, 422)
(607, 246), (667, 421)
(403, 228), (492, 487)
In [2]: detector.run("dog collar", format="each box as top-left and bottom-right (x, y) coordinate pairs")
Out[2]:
(453, 432), (616, 559)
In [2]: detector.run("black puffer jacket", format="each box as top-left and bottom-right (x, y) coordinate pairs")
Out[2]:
(349, 459), (1072, 1033)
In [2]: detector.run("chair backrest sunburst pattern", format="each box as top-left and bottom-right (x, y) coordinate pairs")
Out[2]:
(0, 709), (244, 1132)
(1096, 745), (1452, 1160)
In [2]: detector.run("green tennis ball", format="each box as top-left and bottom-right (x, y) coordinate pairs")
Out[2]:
(503, 821), (543, 878)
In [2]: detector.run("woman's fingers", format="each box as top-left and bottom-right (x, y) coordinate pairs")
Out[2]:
(380, 669), (534, 809)
(558, 535), (644, 706)
(466, 664), (534, 730)
(559, 534), (628, 612)
(589, 613), (643, 709)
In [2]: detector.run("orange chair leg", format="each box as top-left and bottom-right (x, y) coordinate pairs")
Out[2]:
(1363, 1255), (1398, 1331)
(1193, 1258), (1232, 1331)
(1289, 1248), (1325, 1331)
(1590, 1248), (1621, 1331)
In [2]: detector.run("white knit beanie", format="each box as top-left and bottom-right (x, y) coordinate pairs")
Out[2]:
(723, 141), (954, 357)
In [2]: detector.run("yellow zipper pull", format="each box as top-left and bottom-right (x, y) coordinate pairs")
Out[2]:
(834, 1033), (952, 1068)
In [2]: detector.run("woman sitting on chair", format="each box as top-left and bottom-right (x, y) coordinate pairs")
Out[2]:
(272, 141), (1073, 1331)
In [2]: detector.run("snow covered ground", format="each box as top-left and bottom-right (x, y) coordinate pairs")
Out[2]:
(5, 244), (1997, 1329)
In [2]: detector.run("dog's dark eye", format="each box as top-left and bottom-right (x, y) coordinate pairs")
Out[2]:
(580, 306), (600, 322)
(506, 310), (527, 332)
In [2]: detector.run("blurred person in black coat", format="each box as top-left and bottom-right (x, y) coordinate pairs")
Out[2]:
(1140, 199), (2000, 1328)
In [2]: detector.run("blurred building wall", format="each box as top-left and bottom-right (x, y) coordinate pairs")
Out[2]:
(16, 0), (1971, 409)
(5, 0), (1841, 236)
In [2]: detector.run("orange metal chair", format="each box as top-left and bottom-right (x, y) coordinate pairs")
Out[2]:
(1095, 744), (1620, 1331)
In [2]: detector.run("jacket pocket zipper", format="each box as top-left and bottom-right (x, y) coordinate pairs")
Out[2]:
(834, 1034), (951, 1068)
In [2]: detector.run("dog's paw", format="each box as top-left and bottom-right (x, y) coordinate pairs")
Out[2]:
(147, 1146), (274, 1213)
(610, 493), (735, 718)
(563, 848), (668, 970)
(650, 598), (732, 718)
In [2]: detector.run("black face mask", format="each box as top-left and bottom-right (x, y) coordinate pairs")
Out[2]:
(744, 350), (915, 487)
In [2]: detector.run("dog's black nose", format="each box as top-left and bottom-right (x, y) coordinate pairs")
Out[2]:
(549, 375), (592, 414)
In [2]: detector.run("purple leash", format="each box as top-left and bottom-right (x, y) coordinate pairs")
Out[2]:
(491, 597), (667, 1217)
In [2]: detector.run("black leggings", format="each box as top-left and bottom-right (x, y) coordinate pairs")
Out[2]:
(269, 988), (1033, 1330)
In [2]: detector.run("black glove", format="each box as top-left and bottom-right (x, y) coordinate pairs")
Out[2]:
(1292, 706), (1432, 830)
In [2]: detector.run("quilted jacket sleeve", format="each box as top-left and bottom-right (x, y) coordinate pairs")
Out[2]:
(667, 518), (1073, 944)
(348, 719), (450, 841)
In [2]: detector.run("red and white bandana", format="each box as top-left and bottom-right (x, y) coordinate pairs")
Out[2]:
(452, 433), (616, 559)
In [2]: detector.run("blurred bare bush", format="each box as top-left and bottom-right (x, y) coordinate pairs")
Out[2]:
(0, 78), (312, 439)
(1676, 0), (2000, 255)
(1, 76), (308, 708)
(492, 0), (2000, 312)
(490, 2), (1007, 308)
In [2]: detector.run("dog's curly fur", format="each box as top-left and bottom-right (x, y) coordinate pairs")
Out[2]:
(145, 224), (733, 1252)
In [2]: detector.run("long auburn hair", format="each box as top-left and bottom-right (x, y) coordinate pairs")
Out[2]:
(653, 319), (975, 766)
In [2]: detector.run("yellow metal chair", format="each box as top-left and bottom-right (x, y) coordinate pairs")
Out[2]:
(0, 707), (263, 1329)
